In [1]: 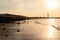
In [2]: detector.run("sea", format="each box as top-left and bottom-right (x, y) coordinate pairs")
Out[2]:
(0, 19), (60, 40)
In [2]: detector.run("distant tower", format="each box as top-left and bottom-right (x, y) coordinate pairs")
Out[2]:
(47, 13), (49, 17)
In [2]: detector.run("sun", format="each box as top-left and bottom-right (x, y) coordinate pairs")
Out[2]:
(46, 0), (58, 9)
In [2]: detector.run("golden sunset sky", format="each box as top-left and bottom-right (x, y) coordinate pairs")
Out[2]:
(0, 0), (60, 17)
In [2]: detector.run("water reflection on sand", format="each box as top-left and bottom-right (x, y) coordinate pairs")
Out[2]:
(0, 19), (60, 40)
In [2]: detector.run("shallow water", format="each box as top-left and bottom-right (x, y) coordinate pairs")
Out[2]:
(0, 19), (60, 40)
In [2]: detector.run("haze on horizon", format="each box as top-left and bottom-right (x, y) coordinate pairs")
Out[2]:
(0, 0), (60, 17)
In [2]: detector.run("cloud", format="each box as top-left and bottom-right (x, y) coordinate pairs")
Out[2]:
(0, 0), (23, 10)
(0, 0), (40, 10)
(0, 0), (46, 15)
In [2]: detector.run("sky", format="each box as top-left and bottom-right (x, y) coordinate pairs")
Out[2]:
(0, 0), (60, 17)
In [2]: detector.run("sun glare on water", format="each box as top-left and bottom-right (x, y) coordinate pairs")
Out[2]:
(48, 19), (55, 38)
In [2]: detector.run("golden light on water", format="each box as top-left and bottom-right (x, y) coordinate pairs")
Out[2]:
(48, 19), (55, 38)
(48, 25), (54, 38)
(49, 19), (55, 25)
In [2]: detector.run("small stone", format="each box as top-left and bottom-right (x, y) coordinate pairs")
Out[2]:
(5, 34), (8, 37)
(2, 28), (6, 30)
(17, 30), (20, 32)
